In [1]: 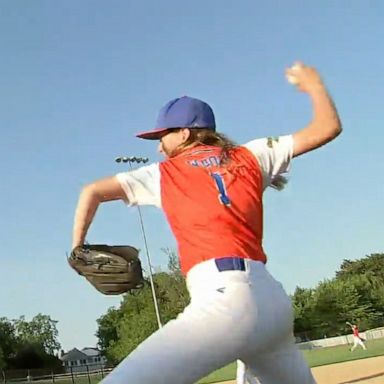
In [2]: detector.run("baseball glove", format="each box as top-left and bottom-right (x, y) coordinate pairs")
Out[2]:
(68, 244), (145, 295)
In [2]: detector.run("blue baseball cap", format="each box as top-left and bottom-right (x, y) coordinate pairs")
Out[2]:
(136, 96), (216, 140)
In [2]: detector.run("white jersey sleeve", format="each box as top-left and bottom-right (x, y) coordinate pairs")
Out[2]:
(242, 135), (294, 189)
(115, 163), (161, 208)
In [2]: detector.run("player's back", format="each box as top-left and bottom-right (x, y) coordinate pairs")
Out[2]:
(159, 145), (267, 274)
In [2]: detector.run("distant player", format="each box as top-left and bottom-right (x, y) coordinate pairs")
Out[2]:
(236, 360), (260, 384)
(72, 62), (341, 383)
(349, 324), (367, 351)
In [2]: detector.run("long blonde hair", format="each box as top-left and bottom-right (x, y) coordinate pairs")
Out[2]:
(172, 128), (287, 190)
(174, 128), (236, 164)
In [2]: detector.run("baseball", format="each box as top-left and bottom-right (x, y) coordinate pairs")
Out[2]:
(286, 63), (302, 85)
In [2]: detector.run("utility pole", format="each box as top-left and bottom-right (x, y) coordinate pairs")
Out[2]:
(115, 156), (162, 329)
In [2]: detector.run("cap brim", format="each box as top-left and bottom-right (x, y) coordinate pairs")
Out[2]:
(136, 128), (169, 140)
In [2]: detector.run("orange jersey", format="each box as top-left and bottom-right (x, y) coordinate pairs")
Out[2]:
(116, 135), (293, 275)
(159, 145), (266, 274)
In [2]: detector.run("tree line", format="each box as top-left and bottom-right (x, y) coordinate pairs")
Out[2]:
(292, 253), (384, 340)
(0, 314), (62, 371)
(96, 249), (189, 364)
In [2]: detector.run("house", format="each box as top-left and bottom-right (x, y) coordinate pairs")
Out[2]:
(60, 347), (108, 373)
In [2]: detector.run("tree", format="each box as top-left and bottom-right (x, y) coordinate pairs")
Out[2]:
(292, 287), (315, 340)
(310, 279), (375, 338)
(0, 314), (63, 370)
(163, 248), (181, 275)
(162, 248), (189, 314)
(342, 274), (383, 329)
(336, 253), (384, 327)
(0, 317), (18, 369)
(96, 308), (122, 359)
(337, 254), (384, 281)
(8, 343), (63, 370)
(14, 314), (61, 355)
(104, 282), (161, 364)
(291, 253), (384, 340)
(96, 251), (190, 364)
(0, 346), (6, 370)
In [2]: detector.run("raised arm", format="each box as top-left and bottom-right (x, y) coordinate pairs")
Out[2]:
(286, 62), (342, 158)
(72, 176), (126, 249)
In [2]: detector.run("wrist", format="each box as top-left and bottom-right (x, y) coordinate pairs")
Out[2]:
(72, 238), (84, 250)
(306, 81), (327, 94)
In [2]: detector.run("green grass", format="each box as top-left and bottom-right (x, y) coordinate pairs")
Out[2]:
(303, 337), (384, 367)
(54, 377), (103, 384)
(196, 362), (237, 383)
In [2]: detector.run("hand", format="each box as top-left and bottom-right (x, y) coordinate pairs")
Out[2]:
(71, 241), (84, 251)
(289, 60), (341, 157)
(285, 62), (325, 93)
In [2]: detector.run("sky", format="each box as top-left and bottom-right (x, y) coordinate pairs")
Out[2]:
(1, 0), (383, 352)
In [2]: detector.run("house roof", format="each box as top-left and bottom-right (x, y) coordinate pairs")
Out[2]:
(60, 347), (102, 361)
(82, 347), (101, 357)
(60, 348), (88, 361)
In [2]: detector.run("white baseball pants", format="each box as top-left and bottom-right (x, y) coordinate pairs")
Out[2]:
(236, 359), (260, 384)
(351, 336), (367, 351)
(101, 258), (316, 384)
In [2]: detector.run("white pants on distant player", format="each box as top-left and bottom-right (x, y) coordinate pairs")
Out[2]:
(101, 259), (316, 384)
(351, 336), (366, 351)
(236, 360), (260, 384)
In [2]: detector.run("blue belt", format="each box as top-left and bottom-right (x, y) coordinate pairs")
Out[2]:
(215, 257), (246, 272)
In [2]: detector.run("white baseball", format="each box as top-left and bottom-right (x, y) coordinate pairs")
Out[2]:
(286, 64), (302, 85)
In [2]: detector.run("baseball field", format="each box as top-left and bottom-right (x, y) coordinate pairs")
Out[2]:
(197, 338), (384, 384)
(210, 356), (384, 384)
(11, 338), (384, 384)
(28, 338), (383, 384)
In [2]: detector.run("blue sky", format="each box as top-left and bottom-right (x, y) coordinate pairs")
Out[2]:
(1, 1), (383, 351)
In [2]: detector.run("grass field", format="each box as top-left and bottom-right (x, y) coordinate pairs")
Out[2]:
(303, 338), (384, 367)
(11, 339), (384, 384)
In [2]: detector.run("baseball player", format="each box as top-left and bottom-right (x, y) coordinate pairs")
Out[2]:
(72, 62), (341, 383)
(349, 324), (367, 351)
(236, 360), (260, 384)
